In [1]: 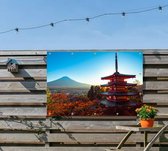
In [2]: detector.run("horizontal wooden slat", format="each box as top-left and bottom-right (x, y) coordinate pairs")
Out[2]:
(0, 77), (46, 81)
(0, 141), (45, 146)
(0, 107), (46, 116)
(50, 120), (137, 130)
(1, 147), (168, 151)
(0, 102), (45, 107)
(0, 133), (44, 143)
(0, 119), (47, 129)
(0, 94), (46, 103)
(157, 107), (168, 115)
(143, 50), (168, 54)
(0, 128), (46, 132)
(0, 56), (46, 65)
(143, 94), (168, 103)
(48, 133), (168, 144)
(0, 69), (46, 78)
(49, 128), (168, 133)
(144, 68), (168, 77)
(0, 50), (46, 56)
(144, 55), (168, 64)
(144, 81), (168, 90)
(0, 81), (46, 92)
(0, 119), (139, 131)
(49, 115), (168, 122)
(50, 116), (168, 130)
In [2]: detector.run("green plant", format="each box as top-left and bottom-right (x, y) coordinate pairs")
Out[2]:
(135, 104), (158, 119)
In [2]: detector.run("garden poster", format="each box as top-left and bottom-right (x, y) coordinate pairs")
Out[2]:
(47, 51), (143, 116)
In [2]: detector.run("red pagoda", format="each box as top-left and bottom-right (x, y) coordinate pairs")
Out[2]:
(101, 53), (141, 115)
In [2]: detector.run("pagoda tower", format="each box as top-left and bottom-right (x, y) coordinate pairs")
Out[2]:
(100, 53), (141, 115)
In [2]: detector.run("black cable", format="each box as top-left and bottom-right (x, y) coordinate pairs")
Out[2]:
(0, 4), (167, 35)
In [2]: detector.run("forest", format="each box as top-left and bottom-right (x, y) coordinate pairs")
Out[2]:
(47, 85), (142, 116)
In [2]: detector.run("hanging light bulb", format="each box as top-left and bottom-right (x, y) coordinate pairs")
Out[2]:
(86, 18), (90, 22)
(15, 28), (19, 32)
(122, 12), (126, 16)
(50, 23), (54, 27)
(158, 6), (162, 10)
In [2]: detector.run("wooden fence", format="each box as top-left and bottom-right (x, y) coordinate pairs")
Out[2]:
(0, 50), (167, 151)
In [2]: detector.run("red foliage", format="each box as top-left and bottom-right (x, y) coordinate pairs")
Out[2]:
(47, 92), (140, 116)
(47, 93), (104, 116)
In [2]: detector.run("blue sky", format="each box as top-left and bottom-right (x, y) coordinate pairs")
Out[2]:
(0, 0), (168, 49)
(47, 52), (143, 85)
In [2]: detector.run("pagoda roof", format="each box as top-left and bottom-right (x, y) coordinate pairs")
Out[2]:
(101, 82), (137, 87)
(101, 72), (136, 80)
(101, 92), (138, 96)
(100, 99), (139, 107)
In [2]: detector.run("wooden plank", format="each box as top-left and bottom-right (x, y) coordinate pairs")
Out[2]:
(0, 77), (46, 81)
(49, 115), (168, 121)
(144, 55), (168, 64)
(0, 50), (46, 56)
(0, 133), (43, 142)
(0, 56), (46, 65)
(144, 68), (168, 77)
(1, 147), (167, 151)
(0, 107), (46, 116)
(143, 94), (168, 103)
(144, 81), (168, 90)
(0, 128), (46, 132)
(0, 81), (46, 92)
(49, 117), (168, 130)
(0, 94), (46, 103)
(157, 107), (168, 115)
(48, 133), (168, 144)
(0, 69), (46, 78)
(49, 120), (137, 130)
(116, 125), (164, 132)
(143, 50), (168, 54)
(0, 102), (46, 107)
(0, 115), (46, 119)
(0, 119), (48, 129)
(0, 119), (140, 131)
(50, 128), (125, 133)
(0, 141), (45, 145)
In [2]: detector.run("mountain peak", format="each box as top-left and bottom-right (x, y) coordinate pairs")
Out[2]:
(48, 76), (90, 88)
(61, 76), (71, 79)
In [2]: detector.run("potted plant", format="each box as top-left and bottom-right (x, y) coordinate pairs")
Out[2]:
(135, 104), (158, 128)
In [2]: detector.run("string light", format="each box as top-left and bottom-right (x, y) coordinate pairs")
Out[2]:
(158, 6), (163, 10)
(15, 28), (19, 32)
(122, 12), (126, 16)
(0, 4), (167, 35)
(85, 18), (90, 22)
(50, 23), (54, 27)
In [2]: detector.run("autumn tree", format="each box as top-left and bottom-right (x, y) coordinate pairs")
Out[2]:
(87, 85), (102, 100)
(87, 85), (95, 100)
